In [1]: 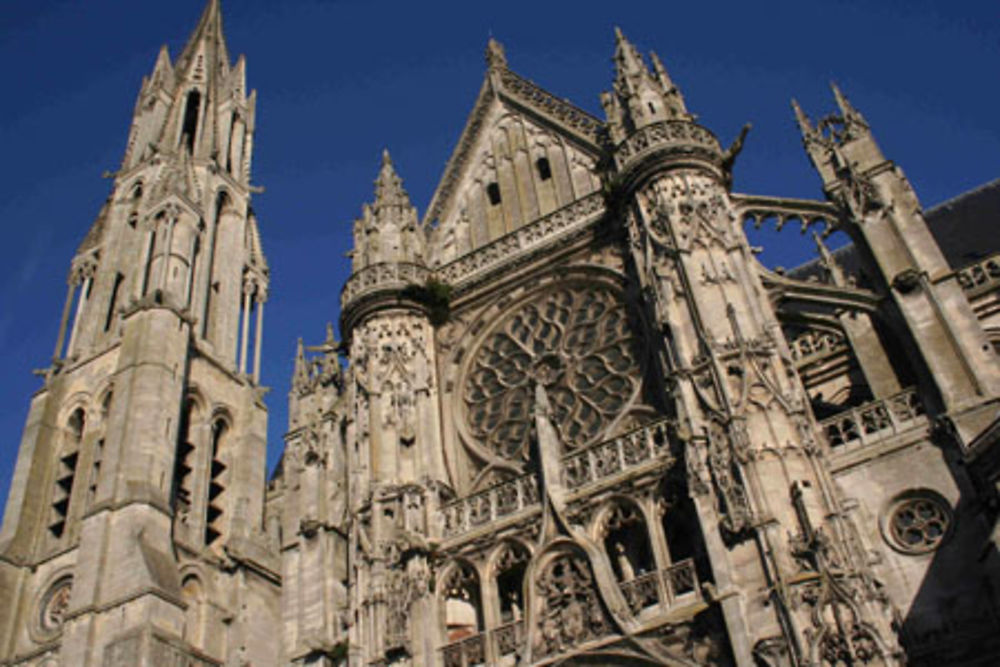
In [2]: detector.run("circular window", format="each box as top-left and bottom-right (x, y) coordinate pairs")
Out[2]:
(885, 492), (952, 554)
(462, 283), (643, 463)
(38, 577), (73, 636)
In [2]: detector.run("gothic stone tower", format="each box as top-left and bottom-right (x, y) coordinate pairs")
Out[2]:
(0, 2), (279, 664)
(283, 29), (1000, 667)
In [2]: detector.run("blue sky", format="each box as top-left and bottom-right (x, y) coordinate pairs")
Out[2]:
(0, 0), (997, 508)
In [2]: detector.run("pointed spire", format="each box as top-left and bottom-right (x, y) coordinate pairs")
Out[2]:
(604, 28), (691, 142)
(149, 45), (175, 91)
(830, 82), (869, 135)
(176, 0), (229, 75)
(485, 37), (507, 70)
(292, 338), (310, 393)
(791, 98), (812, 134)
(612, 27), (646, 82)
(373, 149), (413, 212)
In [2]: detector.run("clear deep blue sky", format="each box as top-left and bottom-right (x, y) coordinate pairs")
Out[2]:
(0, 0), (997, 508)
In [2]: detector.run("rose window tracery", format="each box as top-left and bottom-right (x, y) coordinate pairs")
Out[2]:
(464, 285), (643, 462)
(886, 494), (951, 554)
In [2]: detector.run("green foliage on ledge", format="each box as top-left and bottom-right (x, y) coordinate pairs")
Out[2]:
(402, 278), (453, 326)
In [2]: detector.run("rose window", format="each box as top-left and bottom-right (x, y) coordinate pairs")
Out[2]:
(464, 285), (642, 462)
(887, 495), (950, 554)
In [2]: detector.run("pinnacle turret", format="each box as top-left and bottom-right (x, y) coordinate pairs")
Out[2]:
(351, 151), (424, 271)
(602, 28), (691, 144)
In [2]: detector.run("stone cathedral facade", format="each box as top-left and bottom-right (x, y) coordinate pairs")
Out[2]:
(2, 2), (1000, 666)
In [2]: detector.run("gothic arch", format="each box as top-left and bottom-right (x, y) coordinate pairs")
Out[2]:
(437, 558), (484, 643)
(591, 497), (657, 584)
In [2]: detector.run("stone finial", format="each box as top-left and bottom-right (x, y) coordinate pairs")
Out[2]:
(486, 38), (507, 70)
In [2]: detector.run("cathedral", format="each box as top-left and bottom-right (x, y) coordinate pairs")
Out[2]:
(2, 2), (1000, 665)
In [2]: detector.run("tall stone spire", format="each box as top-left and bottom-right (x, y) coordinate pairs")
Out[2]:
(602, 28), (692, 144)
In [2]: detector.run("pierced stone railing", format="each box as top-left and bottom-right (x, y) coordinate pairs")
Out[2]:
(436, 192), (605, 287)
(441, 633), (486, 667)
(618, 559), (699, 616)
(620, 570), (661, 615)
(562, 419), (674, 491)
(956, 253), (1000, 294)
(340, 262), (431, 308)
(493, 620), (525, 657)
(613, 120), (722, 170)
(440, 473), (540, 539)
(820, 388), (925, 450)
(664, 558), (698, 598)
(789, 330), (847, 364)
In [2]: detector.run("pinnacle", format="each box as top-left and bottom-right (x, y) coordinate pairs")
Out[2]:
(176, 0), (229, 75)
(373, 149), (411, 211)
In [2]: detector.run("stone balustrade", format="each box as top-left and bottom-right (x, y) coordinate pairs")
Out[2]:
(440, 420), (674, 540)
(618, 559), (699, 616)
(440, 473), (540, 539)
(441, 633), (485, 667)
(340, 262), (431, 308)
(613, 120), (722, 170)
(956, 253), (1000, 294)
(820, 388), (925, 450)
(562, 419), (674, 491)
(493, 620), (524, 657)
(436, 192), (605, 287)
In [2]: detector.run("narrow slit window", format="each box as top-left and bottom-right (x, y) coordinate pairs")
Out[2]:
(181, 90), (201, 153)
(104, 273), (124, 332)
(536, 157), (552, 181)
(648, 101), (656, 114)
(486, 182), (502, 206)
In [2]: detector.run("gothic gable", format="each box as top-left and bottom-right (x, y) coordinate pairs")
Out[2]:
(427, 45), (606, 266)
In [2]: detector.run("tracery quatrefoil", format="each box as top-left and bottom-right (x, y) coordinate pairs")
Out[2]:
(464, 285), (641, 462)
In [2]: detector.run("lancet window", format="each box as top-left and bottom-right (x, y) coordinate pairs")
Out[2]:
(204, 417), (228, 547)
(49, 408), (85, 539)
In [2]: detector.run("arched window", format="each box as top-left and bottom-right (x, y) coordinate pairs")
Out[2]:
(440, 562), (484, 665)
(442, 563), (481, 640)
(492, 542), (529, 658)
(535, 157), (552, 182)
(50, 409), (85, 538)
(486, 182), (502, 207)
(599, 500), (658, 615)
(204, 418), (228, 546)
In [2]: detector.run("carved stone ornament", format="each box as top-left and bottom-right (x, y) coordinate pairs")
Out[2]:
(463, 283), (643, 463)
(38, 577), (73, 635)
(533, 551), (612, 659)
